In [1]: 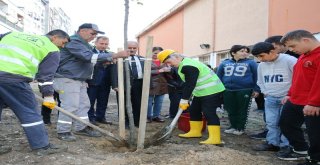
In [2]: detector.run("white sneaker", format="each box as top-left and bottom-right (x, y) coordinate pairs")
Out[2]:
(224, 128), (236, 134)
(232, 130), (244, 135)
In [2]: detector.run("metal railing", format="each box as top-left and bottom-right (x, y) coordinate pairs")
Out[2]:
(0, 14), (23, 31)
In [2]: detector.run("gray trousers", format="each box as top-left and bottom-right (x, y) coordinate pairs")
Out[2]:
(54, 78), (90, 133)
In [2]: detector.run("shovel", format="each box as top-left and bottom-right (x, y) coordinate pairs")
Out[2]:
(34, 94), (128, 147)
(145, 108), (183, 147)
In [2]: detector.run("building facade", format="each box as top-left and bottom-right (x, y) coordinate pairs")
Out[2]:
(0, 0), (71, 35)
(137, 0), (320, 67)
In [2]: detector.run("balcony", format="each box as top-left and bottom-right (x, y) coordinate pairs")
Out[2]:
(0, 14), (23, 31)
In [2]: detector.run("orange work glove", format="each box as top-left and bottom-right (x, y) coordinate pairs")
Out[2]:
(43, 96), (56, 110)
(179, 99), (189, 111)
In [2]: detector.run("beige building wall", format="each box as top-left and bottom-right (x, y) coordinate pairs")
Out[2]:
(268, 0), (320, 35)
(183, 0), (214, 56)
(137, 11), (184, 56)
(215, 0), (269, 51)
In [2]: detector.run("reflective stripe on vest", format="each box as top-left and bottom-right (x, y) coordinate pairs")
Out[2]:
(195, 79), (222, 91)
(178, 58), (225, 97)
(0, 44), (40, 66)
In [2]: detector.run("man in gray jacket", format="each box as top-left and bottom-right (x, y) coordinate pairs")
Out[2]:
(54, 23), (128, 141)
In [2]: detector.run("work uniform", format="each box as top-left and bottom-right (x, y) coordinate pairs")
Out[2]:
(177, 58), (225, 144)
(54, 34), (114, 133)
(0, 32), (60, 149)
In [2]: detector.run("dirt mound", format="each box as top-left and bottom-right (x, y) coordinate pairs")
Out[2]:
(0, 91), (297, 165)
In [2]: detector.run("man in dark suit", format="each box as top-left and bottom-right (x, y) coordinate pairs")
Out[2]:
(87, 36), (113, 125)
(128, 41), (144, 127)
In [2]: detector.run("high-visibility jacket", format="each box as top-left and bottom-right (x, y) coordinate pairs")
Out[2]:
(178, 58), (225, 97)
(0, 32), (59, 78)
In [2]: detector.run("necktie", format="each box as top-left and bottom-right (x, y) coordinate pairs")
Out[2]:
(131, 56), (138, 79)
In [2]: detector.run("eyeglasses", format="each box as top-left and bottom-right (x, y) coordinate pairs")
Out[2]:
(91, 32), (98, 36)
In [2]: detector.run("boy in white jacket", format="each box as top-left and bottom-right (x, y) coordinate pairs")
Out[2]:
(251, 42), (297, 153)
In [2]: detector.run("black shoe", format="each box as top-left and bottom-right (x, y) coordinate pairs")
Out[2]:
(44, 121), (52, 126)
(250, 130), (268, 140)
(90, 120), (98, 126)
(297, 159), (320, 165)
(253, 143), (280, 151)
(276, 147), (308, 161)
(96, 118), (112, 125)
(74, 127), (102, 137)
(0, 145), (12, 155)
(152, 117), (165, 123)
(57, 132), (76, 142)
(34, 143), (67, 156)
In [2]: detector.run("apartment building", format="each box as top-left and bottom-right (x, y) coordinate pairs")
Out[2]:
(0, 0), (72, 35)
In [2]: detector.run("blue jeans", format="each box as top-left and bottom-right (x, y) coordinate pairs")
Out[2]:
(147, 95), (164, 118)
(265, 96), (289, 147)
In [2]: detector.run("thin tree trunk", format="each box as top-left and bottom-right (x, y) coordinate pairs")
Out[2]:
(124, 0), (135, 146)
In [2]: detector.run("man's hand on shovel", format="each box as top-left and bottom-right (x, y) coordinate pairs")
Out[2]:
(43, 96), (56, 110)
(179, 99), (189, 111)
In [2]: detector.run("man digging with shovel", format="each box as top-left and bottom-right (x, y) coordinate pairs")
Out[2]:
(157, 49), (225, 145)
(0, 30), (70, 155)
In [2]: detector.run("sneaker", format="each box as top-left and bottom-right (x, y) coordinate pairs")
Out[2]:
(252, 143), (280, 151)
(0, 145), (12, 155)
(250, 130), (268, 140)
(163, 114), (170, 119)
(152, 117), (165, 123)
(74, 127), (102, 137)
(232, 130), (244, 135)
(224, 128), (236, 134)
(34, 143), (67, 156)
(276, 147), (308, 161)
(277, 146), (291, 155)
(57, 132), (76, 142)
(297, 159), (320, 165)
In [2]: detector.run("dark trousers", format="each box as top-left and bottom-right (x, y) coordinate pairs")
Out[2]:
(0, 98), (3, 121)
(41, 91), (60, 124)
(116, 91), (130, 127)
(87, 84), (111, 121)
(279, 100), (309, 151)
(189, 92), (223, 125)
(168, 91), (182, 118)
(0, 82), (48, 149)
(130, 79), (143, 127)
(305, 114), (320, 161)
(223, 89), (252, 130)
(255, 93), (265, 110)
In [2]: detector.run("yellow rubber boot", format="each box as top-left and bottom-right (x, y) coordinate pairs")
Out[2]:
(179, 121), (203, 138)
(200, 125), (221, 145)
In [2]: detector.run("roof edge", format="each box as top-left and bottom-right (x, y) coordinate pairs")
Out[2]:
(136, 0), (193, 38)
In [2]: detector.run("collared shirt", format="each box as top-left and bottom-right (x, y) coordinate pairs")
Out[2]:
(129, 55), (143, 79)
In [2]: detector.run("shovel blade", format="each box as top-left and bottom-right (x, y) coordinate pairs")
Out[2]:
(145, 109), (183, 147)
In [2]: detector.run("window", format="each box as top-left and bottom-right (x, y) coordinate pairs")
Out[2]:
(199, 55), (210, 64)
